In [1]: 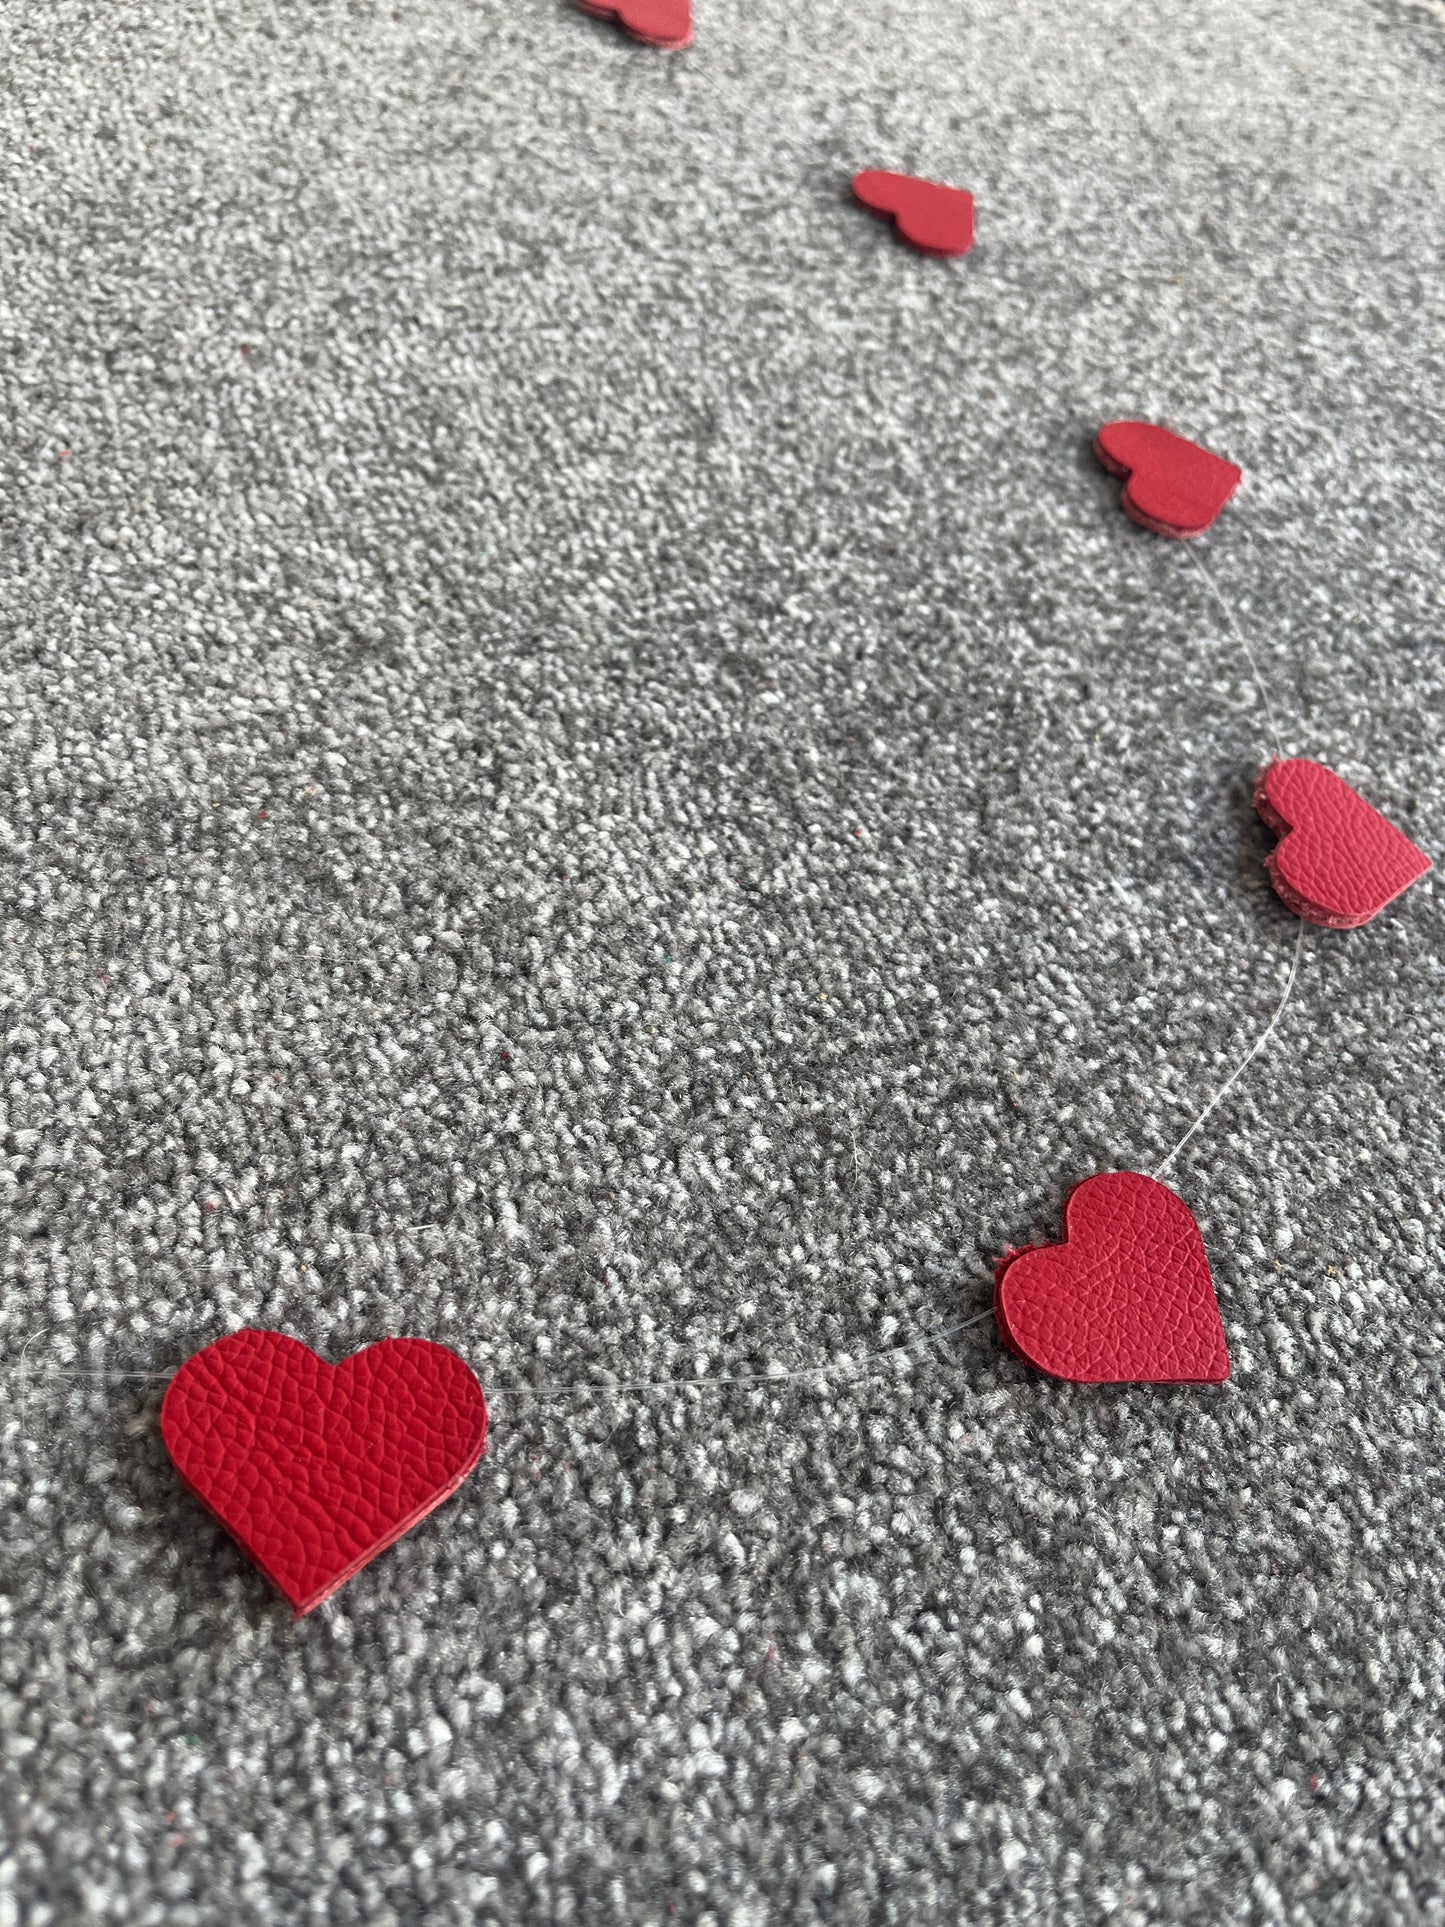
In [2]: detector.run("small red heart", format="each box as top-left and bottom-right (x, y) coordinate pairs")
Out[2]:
(1255, 758), (1432, 929)
(994, 1172), (1230, 1385)
(851, 171), (975, 258)
(1094, 420), (1241, 538)
(161, 1329), (488, 1615)
(576, 0), (692, 48)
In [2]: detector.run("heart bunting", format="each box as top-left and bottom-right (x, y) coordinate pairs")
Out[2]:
(994, 1172), (1231, 1385)
(90, 39), (1429, 1645)
(161, 1330), (489, 1615)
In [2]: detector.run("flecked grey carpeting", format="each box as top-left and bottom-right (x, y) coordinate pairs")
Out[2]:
(3, 1), (1444, 1921)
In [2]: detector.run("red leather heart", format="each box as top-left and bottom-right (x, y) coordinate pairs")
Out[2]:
(161, 1329), (488, 1615)
(576, 0), (692, 48)
(994, 1172), (1230, 1384)
(1255, 758), (1432, 929)
(851, 171), (975, 258)
(1094, 420), (1241, 538)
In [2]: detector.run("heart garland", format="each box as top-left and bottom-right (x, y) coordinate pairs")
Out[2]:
(124, 43), (1435, 1615)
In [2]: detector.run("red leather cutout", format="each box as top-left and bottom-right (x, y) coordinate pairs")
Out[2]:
(576, 0), (692, 48)
(851, 171), (976, 258)
(161, 1330), (489, 1615)
(1094, 421), (1242, 538)
(1255, 758), (1432, 929)
(994, 1172), (1230, 1385)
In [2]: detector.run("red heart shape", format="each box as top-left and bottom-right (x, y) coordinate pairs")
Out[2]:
(851, 171), (975, 258)
(994, 1172), (1230, 1384)
(161, 1330), (488, 1615)
(1094, 420), (1241, 538)
(1255, 758), (1432, 929)
(575, 0), (692, 48)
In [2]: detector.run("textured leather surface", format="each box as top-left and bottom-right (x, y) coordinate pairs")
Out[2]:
(575, 0), (693, 49)
(1093, 420), (1241, 538)
(994, 1172), (1230, 1385)
(161, 1330), (489, 1615)
(850, 171), (976, 258)
(1255, 757), (1432, 930)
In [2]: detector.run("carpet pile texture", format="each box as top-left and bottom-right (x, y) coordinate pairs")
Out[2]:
(3, 1), (1444, 1919)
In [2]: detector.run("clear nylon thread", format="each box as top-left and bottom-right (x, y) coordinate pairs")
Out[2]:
(4, 547), (1304, 1406)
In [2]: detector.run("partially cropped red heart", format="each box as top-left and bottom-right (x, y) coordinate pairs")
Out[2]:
(576, 0), (692, 48)
(1094, 420), (1241, 538)
(161, 1330), (488, 1615)
(851, 171), (975, 258)
(994, 1172), (1230, 1384)
(1255, 758), (1432, 929)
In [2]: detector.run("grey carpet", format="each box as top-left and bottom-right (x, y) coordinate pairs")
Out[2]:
(3, 0), (1444, 1920)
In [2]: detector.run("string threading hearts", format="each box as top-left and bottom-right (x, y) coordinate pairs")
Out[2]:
(17, 556), (1325, 1430)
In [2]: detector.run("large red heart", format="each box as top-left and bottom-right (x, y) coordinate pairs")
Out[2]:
(851, 171), (975, 258)
(1255, 758), (1432, 929)
(994, 1172), (1230, 1384)
(1094, 420), (1241, 538)
(161, 1330), (489, 1615)
(575, 0), (692, 48)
